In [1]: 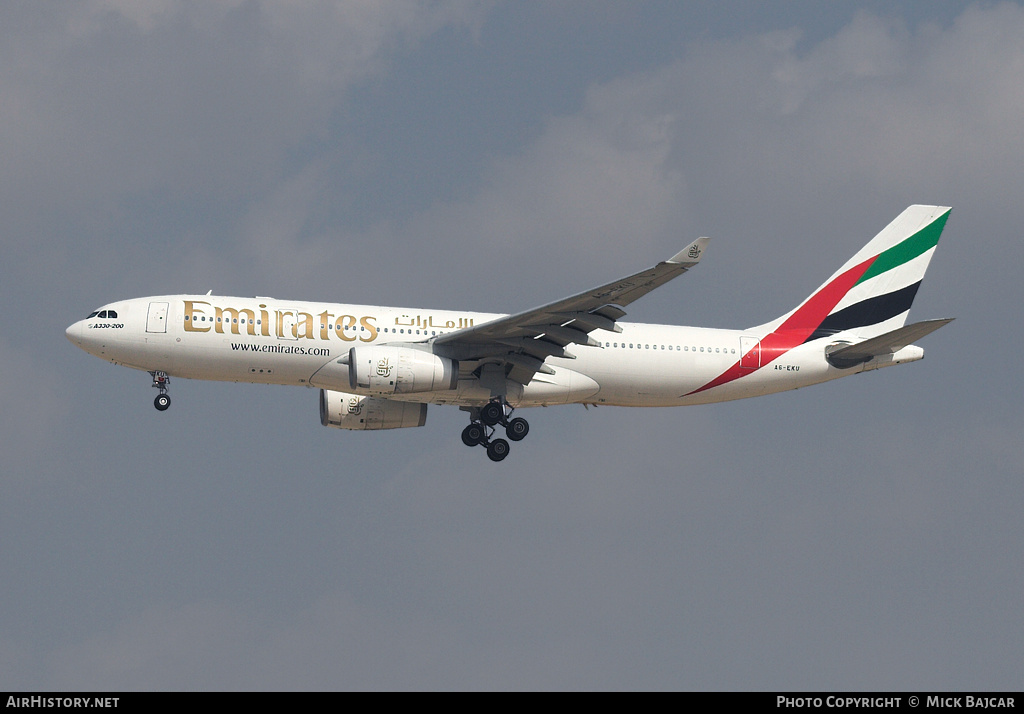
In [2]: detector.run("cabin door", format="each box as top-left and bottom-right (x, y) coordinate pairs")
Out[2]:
(739, 336), (760, 370)
(146, 302), (169, 333)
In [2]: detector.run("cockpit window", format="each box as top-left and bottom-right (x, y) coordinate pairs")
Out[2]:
(90, 310), (118, 319)
(107, 310), (117, 318)
(87, 311), (100, 319)
(98, 310), (108, 318)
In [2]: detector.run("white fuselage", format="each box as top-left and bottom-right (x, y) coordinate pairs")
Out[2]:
(65, 295), (921, 409)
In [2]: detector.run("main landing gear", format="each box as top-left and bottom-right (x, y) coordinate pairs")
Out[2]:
(150, 371), (171, 411)
(461, 400), (530, 462)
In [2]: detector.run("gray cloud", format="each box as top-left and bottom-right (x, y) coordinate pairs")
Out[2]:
(3, 1), (1021, 690)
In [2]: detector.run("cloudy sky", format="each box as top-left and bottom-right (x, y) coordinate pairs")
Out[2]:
(2, 0), (1022, 690)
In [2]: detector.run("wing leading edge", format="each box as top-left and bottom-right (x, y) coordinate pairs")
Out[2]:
(432, 237), (709, 385)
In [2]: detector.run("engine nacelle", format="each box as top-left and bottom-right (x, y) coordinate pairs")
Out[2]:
(319, 389), (427, 430)
(348, 345), (458, 395)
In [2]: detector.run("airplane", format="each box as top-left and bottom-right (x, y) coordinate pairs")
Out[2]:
(66, 204), (953, 462)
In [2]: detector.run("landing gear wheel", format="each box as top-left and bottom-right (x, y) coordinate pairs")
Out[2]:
(486, 438), (510, 462)
(150, 371), (171, 411)
(480, 401), (504, 426)
(506, 417), (529, 441)
(462, 423), (485, 447)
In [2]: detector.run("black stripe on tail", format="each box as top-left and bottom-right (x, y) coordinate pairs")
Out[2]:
(804, 281), (922, 342)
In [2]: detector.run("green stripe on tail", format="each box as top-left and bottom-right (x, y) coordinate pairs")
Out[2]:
(857, 209), (950, 285)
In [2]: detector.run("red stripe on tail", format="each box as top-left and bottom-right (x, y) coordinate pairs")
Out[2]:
(686, 256), (876, 396)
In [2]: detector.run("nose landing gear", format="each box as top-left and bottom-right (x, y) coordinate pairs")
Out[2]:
(151, 371), (171, 411)
(460, 400), (528, 462)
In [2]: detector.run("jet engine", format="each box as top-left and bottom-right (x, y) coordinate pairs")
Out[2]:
(347, 345), (458, 395)
(320, 389), (427, 430)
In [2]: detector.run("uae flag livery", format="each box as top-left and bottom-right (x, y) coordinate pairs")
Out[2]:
(689, 205), (951, 396)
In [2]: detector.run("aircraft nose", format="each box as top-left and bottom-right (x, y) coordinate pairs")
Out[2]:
(65, 321), (82, 346)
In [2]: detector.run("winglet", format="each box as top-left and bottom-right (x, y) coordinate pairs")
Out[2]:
(667, 237), (709, 266)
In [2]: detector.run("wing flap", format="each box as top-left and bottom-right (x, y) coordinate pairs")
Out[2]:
(592, 305), (627, 322)
(522, 324), (601, 348)
(495, 337), (576, 361)
(554, 311), (622, 334)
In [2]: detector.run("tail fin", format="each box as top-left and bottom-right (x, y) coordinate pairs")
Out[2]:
(751, 205), (951, 341)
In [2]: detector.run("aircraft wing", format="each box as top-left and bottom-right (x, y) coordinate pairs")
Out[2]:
(432, 237), (709, 385)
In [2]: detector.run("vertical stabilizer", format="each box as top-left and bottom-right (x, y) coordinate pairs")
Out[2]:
(686, 206), (951, 398)
(750, 205), (951, 341)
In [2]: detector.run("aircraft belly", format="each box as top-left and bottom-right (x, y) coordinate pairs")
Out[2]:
(518, 367), (599, 406)
(578, 352), (710, 407)
(377, 366), (600, 408)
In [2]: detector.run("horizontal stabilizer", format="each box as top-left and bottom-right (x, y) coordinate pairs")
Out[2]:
(826, 318), (954, 368)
